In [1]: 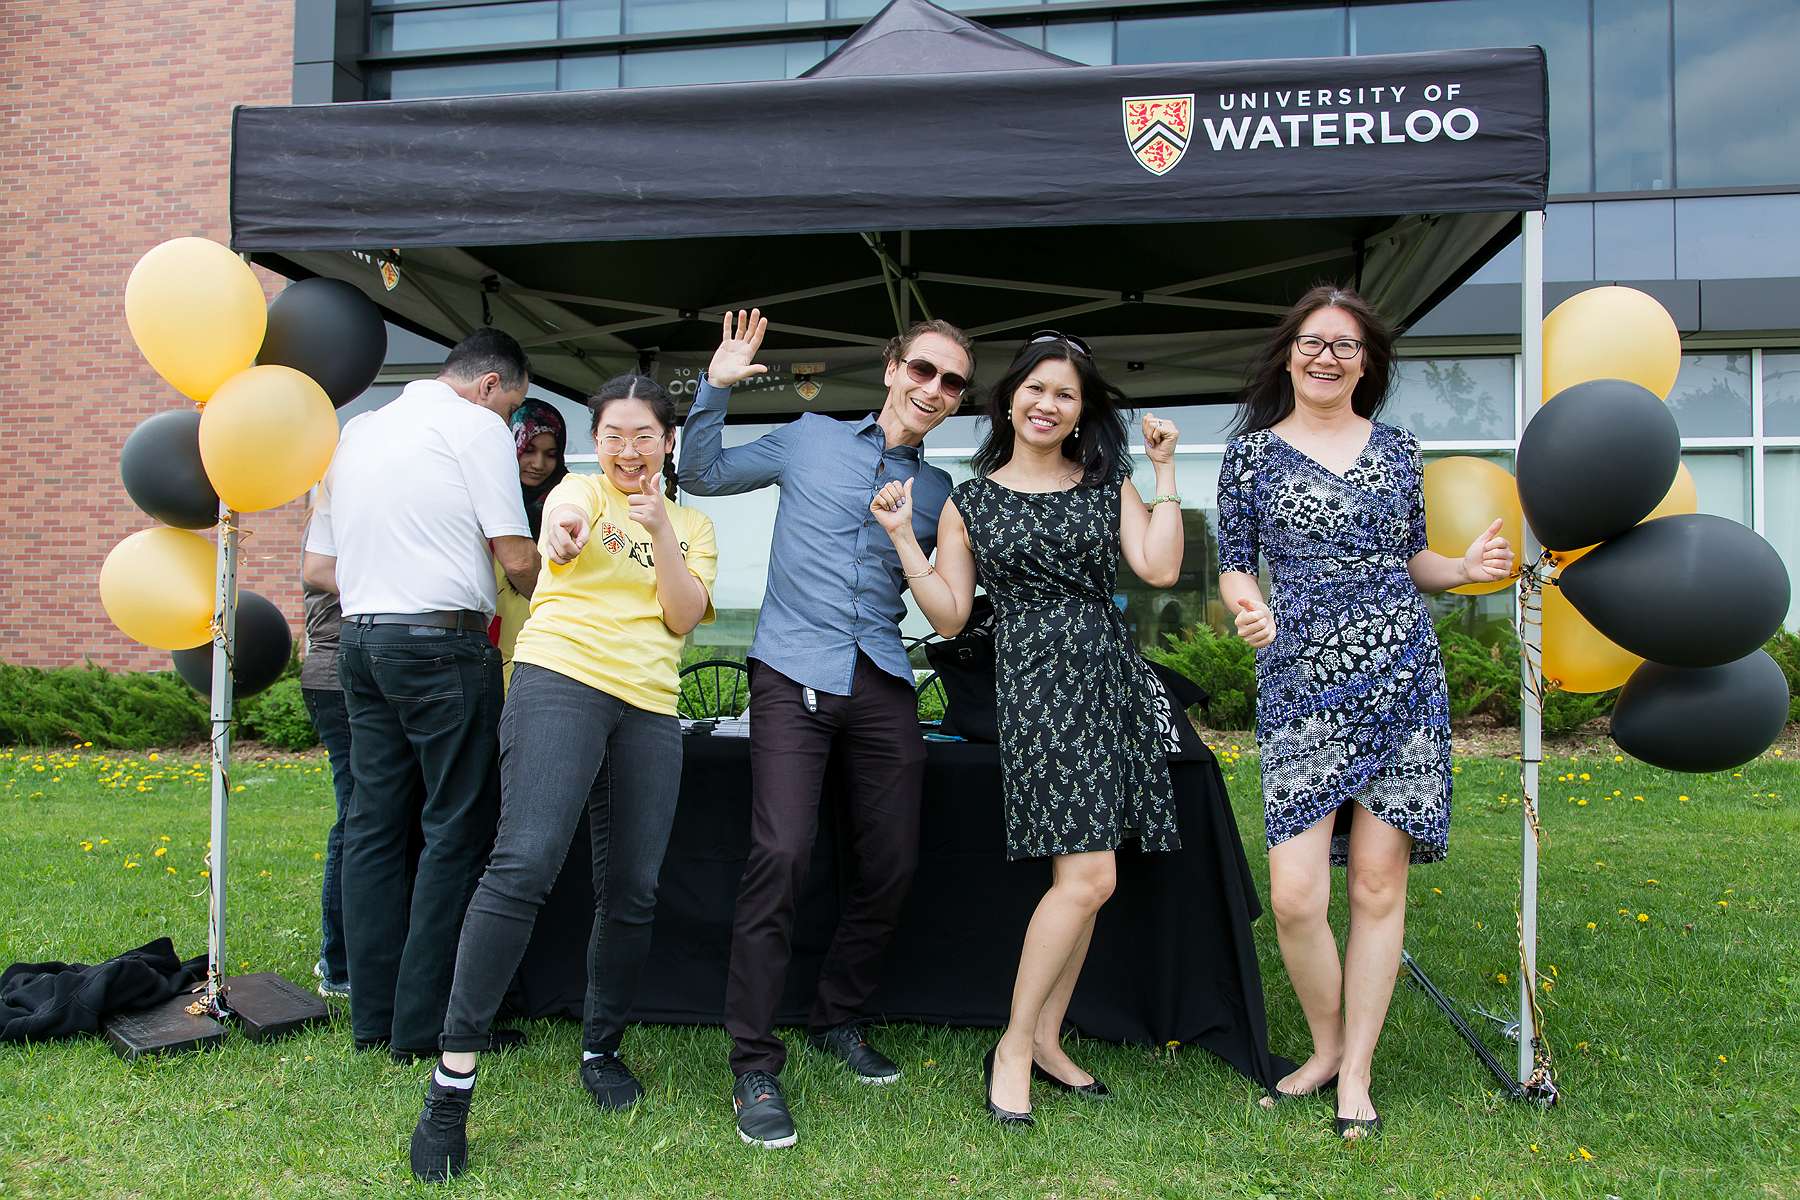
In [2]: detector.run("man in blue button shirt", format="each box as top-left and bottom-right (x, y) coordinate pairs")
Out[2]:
(681, 308), (974, 1149)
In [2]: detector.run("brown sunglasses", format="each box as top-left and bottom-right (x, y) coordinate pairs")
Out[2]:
(900, 357), (969, 400)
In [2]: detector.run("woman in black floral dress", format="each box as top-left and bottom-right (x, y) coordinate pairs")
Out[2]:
(871, 332), (1184, 1128)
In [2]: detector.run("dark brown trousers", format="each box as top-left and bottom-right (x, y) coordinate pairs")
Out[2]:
(723, 653), (925, 1076)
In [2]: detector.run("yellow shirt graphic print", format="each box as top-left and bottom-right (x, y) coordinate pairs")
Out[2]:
(511, 473), (717, 717)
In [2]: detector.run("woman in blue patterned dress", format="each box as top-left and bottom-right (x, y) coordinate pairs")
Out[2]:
(1217, 286), (1512, 1139)
(870, 332), (1184, 1128)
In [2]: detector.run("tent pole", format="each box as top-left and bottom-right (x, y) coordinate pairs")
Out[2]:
(900, 231), (912, 328)
(1517, 208), (1547, 1096)
(206, 500), (239, 1015)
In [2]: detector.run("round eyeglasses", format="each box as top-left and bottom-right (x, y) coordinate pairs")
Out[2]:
(598, 433), (666, 455)
(1293, 335), (1365, 361)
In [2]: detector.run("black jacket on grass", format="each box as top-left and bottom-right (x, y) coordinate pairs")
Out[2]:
(1, 937), (204, 1042)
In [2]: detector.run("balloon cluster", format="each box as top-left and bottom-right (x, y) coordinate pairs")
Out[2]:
(1520, 288), (1790, 772)
(100, 238), (387, 698)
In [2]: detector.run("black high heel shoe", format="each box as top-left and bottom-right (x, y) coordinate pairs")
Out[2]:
(982, 1046), (1035, 1127)
(1267, 1072), (1337, 1105)
(1336, 1113), (1382, 1139)
(1031, 1060), (1111, 1098)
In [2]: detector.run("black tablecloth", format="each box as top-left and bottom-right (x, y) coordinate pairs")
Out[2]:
(508, 733), (1282, 1087)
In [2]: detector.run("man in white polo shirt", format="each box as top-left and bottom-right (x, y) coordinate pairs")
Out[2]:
(303, 328), (540, 1059)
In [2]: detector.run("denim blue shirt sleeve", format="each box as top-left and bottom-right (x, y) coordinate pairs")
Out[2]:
(677, 377), (950, 697)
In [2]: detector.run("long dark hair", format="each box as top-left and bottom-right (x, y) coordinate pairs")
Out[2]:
(971, 336), (1127, 488)
(588, 374), (679, 500)
(1231, 283), (1395, 437)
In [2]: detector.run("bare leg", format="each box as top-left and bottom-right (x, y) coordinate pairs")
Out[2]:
(1337, 803), (1413, 1128)
(1265, 812), (1343, 1097)
(441, 1049), (478, 1074)
(991, 852), (1116, 1113)
(1031, 914), (1097, 1086)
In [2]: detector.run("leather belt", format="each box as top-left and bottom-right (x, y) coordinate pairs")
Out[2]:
(347, 610), (489, 632)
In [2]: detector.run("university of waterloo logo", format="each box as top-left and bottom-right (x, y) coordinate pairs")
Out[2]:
(1123, 95), (1194, 176)
(598, 521), (627, 555)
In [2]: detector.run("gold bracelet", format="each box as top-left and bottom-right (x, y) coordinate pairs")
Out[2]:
(903, 565), (936, 579)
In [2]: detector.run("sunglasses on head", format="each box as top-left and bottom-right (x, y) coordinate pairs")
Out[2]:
(899, 357), (969, 400)
(1027, 329), (1094, 359)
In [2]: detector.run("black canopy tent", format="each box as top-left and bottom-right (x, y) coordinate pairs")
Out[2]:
(229, 0), (1547, 415)
(224, 0), (1562, 1100)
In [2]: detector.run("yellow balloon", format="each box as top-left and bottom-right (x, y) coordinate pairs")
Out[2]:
(99, 527), (216, 650)
(199, 365), (338, 512)
(124, 238), (268, 403)
(1549, 462), (1697, 567)
(1543, 285), (1681, 402)
(1422, 456), (1523, 596)
(1542, 577), (1642, 693)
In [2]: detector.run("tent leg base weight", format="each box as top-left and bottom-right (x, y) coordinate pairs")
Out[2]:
(1401, 949), (1543, 1102)
(103, 992), (229, 1061)
(221, 972), (329, 1042)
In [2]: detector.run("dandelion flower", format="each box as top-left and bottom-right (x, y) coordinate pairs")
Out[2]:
(1678, 794), (1690, 802)
(1576, 1147), (1593, 1162)
(1495, 972), (1508, 984)
(80, 841), (93, 852)
(1718, 1054), (1727, 1063)
(1586, 922), (1597, 930)
(1637, 913), (1649, 923)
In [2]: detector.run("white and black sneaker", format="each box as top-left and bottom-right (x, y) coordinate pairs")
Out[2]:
(732, 1070), (797, 1148)
(808, 1022), (901, 1085)
(409, 1072), (474, 1183)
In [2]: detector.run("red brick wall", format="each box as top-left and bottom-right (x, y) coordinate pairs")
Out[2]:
(0, 1), (301, 669)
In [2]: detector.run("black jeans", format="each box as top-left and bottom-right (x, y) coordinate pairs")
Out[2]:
(724, 653), (925, 1076)
(441, 663), (683, 1055)
(337, 622), (503, 1050)
(301, 687), (354, 988)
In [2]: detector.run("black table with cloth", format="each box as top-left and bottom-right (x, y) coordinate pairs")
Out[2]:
(506, 731), (1283, 1087)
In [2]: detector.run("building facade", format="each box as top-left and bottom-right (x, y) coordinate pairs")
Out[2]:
(5, 0), (1795, 668)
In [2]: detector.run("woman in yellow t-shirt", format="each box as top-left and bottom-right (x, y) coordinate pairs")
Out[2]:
(415, 375), (717, 1176)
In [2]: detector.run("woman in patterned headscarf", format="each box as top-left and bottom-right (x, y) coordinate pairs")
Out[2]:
(493, 398), (569, 685)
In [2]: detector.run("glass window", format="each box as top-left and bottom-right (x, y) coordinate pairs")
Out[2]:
(1665, 353), (1752, 438)
(1681, 449), (1749, 525)
(833, 0), (998, 16)
(370, 58), (560, 100)
(372, 3), (559, 53)
(1383, 357), (1515, 441)
(1045, 21), (1114, 66)
(1163, 404), (1243, 446)
(625, 0), (789, 34)
(1593, 0), (1673, 192)
(621, 39), (821, 86)
(1763, 450), (1800, 631)
(1674, 0), (1800, 188)
(1117, 454), (1227, 647)
(1764, 352), (1800, 437)
(1350, 0), (1592, 193)
(1002, 24), (1046, 50)
(563, 0), (623, 37)
(1116, 9), (1344, 65)
(561, 53), (621, 90)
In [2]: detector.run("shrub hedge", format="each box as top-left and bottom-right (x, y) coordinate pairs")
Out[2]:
(4, 626), (1796, 748)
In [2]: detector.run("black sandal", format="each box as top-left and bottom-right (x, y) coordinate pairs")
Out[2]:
(1335, 1114), (1382, 1139)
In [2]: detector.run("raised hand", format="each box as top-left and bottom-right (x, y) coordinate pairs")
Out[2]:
(547, 504), (589, 565)
(1233, 595), (1276, 649)
(1462, 517), (1514, 584)
(707, 308), (770, 389)
(870, 477), (914, 537)
(628, 472), (671, 537)
(1141, 411), (1178, 463)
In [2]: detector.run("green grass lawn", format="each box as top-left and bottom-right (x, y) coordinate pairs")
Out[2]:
(0, 742), (1795, 1199)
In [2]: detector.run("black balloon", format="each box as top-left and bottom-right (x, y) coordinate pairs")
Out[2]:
(256, 277), (387, 408)
(1516, 379), (1680, 551)
(1612, 651), (1790, 773)
(120, 408), (219, 529)
(171, 590), (292, 701)
(1558, 514), (1791, 668)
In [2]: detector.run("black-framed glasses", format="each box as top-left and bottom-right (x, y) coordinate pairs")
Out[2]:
(597, 433), (666, 455)
(1028, 329), (1093, 359)
(901, 357), (969, 400)
(1293, 334), (1365, 360)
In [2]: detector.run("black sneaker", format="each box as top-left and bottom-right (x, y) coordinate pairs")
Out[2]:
(732, 1070), (797, 1149)
(409, 1074), (474, 1183)
(580, 1052), (644, 1111)
(808, 1022), (901, 1085)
